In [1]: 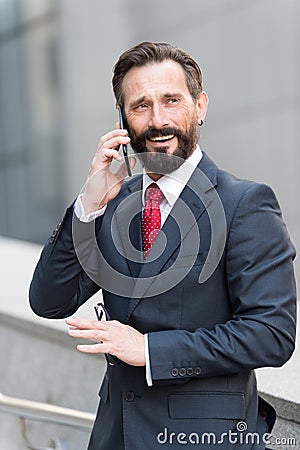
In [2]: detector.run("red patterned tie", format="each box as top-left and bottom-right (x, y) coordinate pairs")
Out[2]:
(142, 183), (164, 259)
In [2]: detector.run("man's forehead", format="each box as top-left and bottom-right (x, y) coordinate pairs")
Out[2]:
(122, 60), (190, 102)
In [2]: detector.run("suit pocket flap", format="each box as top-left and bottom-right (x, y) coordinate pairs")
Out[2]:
(168, 392), (245, 419)
(169, 251), (209, 269)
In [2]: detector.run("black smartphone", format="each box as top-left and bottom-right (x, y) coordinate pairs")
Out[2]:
(118, 106), (132, 177)
(94, 302), (120, 367)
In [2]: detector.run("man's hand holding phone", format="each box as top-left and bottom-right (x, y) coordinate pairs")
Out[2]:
(81, 125), (135, 216)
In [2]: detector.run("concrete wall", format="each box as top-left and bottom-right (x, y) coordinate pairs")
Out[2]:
(0, 236), (103, 449)
(0, 313), (104, 450)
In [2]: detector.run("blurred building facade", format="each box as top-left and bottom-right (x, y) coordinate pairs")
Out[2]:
(0, 0), (299, 277)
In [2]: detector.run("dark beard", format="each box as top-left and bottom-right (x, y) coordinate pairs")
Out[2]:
(129, 121), (199, 175)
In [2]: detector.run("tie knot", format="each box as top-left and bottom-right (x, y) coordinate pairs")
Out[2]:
(145, 183), (164, 204)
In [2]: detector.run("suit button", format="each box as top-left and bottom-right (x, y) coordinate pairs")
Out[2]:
(187, 367), (194, 376)
(124, 391), (135, 402)
(179, 368), (186, 377)
(171, 368), (179, 377)
(194, 367), (202, 375)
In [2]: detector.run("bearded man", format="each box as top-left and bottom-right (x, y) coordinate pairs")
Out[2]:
(29, 42), (296, 450)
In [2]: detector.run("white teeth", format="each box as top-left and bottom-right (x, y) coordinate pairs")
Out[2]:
(149, 135), (174, 142)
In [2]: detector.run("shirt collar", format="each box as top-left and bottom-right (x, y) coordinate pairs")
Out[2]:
(142, 145), (203, 207)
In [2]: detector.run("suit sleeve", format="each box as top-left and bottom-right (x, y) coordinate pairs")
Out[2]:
(147, 183), (297, 385)
(29, 204), (102, 318)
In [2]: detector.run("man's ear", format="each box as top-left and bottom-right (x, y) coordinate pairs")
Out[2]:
(196, 91), (209, 125)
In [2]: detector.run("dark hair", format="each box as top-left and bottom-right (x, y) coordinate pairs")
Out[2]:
(112, 42), (203, 107)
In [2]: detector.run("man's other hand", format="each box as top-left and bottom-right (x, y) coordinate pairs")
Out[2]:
(66, 317), (146, 367)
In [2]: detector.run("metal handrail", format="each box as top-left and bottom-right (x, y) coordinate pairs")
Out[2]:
(0, 392), (95, 431)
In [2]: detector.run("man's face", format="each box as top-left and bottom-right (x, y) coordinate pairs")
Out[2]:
(122, 60), (208, 176)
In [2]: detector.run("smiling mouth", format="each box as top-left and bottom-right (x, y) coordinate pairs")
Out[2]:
(148, 134), (175, 142)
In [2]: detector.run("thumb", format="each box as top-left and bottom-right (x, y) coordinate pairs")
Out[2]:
(115, 156), (136, 180)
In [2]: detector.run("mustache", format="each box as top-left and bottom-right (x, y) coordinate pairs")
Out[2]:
(136, 127), (183, 141)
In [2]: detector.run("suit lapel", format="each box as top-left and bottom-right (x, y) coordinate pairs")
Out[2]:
(126, 153), (218, 320)
(114, 176), (144, 278)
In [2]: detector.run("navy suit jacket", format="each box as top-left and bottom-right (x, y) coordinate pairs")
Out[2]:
(29, 152), (296, 449)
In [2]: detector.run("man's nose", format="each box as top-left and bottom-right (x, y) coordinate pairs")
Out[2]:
(148, 104), (169, 129)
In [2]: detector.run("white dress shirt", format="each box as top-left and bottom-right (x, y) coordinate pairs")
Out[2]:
(74, 146), (203, 385)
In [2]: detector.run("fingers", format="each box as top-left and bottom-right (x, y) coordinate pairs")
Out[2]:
(77, 343), (107, 354)
(88, 129), (131, 177)
(101, 128), (128, 142)
(83, 126), (133, 212)
(93, 140), (129, 167)
(97, 129), (130, 154)
(67, 323), (109, 350)
(67, 319), (116, 355)
(66, 317), (109, 330)
(67, 318), (146, 365)
(68, 328), (103, 340)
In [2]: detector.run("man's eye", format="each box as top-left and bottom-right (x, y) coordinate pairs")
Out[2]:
(168, 98), (179, 104)
(137, 104), (148, 109)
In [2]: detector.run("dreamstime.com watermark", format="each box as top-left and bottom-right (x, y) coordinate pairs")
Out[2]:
(156, 422), (297, 446)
